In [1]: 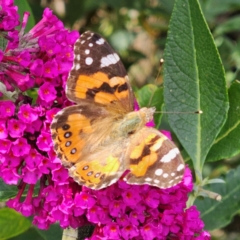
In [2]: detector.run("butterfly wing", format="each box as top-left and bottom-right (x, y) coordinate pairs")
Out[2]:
(51, 103), (128, 190)
(124, 127), (185, 188)
(67, 31), (134, 112)
(51, 104), (108, 167)
(68, 141), (128, 190)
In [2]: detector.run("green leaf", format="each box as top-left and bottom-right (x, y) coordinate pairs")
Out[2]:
(35, 224), (63, 240)
(9, 227), (44, 240)
(207, 81), (240, 161)
(136, 84), (164, 128)
(163, 0), (229, 174)
(9, 223), (63, 240)
(0, 208), (31, 239)
(15, 0), (35, 32)
(0, 36), (8, 52)
(195, 165), (240, 230)
(0, 179), (18, 202)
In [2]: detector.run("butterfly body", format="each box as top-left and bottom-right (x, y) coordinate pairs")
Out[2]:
(51, 31), (185, 190)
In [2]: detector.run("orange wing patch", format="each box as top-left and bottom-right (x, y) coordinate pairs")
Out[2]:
(69, 154), (123, 190)
(51, 106), (94, 166)
(68, 71), (129, 106)
(129, 133), (166, 177)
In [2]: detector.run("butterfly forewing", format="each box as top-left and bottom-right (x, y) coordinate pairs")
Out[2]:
(67, 31), (134, 112)
(51, 102), (129, 190)
(51, 104), (109, 166)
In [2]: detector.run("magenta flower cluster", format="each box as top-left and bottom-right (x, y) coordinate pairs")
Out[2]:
(0, 1), (210, 239)
(83, 168), (210, 240)
(0, 0), (78, 93)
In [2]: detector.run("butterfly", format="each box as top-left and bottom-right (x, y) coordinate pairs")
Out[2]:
(50, 31), (185, 190)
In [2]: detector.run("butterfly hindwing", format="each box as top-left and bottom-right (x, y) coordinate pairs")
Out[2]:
(125, 127), (185, 189)
(67, 31), (134, 112)
(68, 143), (128, 190)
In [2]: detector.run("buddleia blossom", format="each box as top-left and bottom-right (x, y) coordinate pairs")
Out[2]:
(81, 167), (210, 240)
(0, 1), (210, 239)
(0, 0), (81, 227)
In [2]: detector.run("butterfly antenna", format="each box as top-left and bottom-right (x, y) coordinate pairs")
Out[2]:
(155, 110), (203, 114)
(147, 59), (165, 107)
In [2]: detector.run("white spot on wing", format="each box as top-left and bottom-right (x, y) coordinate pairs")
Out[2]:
(171, 172), (175, 177)
(85, 49), (90, 54)
(96, 38), (104, 45)
(154, 179), (160, 184)
(177, 164), (184, 171)
(89, 43), (93, 47)
(163, 173), (169, 178)
(85, 57), (93, 65)
(100, 53), (120, 67)
(75, 63), (80, 70)
(155, 169), (163, 176)
(114, 53), (120, 60)
(81, 40), (85, 44)
(160, 148), (180, 163)
(76, 54), (80, 61)
(145, 177), (152, 182)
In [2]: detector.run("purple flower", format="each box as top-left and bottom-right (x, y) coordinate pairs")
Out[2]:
(129, 210), (145, 226)
(0, 139), (12, 154)
(37, 131), (52, 151)
(0, 0), (20, 31)
(12, 137), (30, 157)
(30, 59), (44, 77)
(0, 5), (78, 93)
(25, 149), (43, 170)
(43, 60), (59, 78)
(144, 189), (160, 208)
(38, 82), (57, 103)
(74, 192), (96, 209)
(18, 104), (38, 124)
(52, 165), (69, 184)
(1, 167), (21, 184)
(109, 200), (126, 217)
(0, 121), (8, 139)
(7, 119), (26, 138)
(0, 101), (15, 118)
(140, 223), (160, 240)
(83, 168), (209, 239)
(122, 188), (142, 206)
(103, 223), (120, 239)
(121, 224), (139, 239)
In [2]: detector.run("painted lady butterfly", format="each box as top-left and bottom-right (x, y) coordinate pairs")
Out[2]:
(50, 31), (185, 190)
